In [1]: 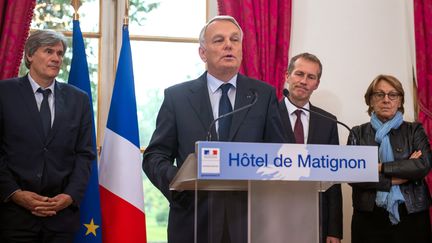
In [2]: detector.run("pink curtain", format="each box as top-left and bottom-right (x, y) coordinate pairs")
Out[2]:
(0, 0), (35, 80)
(217, 0), (292, 99)
(413, 0), (432, 221)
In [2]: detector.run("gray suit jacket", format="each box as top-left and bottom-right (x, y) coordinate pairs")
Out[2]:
(143, 72), (285, 243)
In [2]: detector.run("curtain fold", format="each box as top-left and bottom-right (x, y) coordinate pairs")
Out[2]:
(0, 0), (36, 80)
(218, 0), (292, 98)
(413, 0), (432, 221)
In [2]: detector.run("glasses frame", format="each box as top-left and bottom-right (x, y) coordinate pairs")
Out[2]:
(371, 91), (401, 101)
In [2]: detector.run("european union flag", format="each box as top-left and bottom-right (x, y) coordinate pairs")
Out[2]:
(68, 19), (102, 243)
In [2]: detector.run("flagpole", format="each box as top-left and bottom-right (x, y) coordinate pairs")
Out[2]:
(71, 0), (81, 20)
(124, 0), (129, 26)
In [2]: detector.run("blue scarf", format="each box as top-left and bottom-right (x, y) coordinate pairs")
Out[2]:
(371, 111), (404, 224)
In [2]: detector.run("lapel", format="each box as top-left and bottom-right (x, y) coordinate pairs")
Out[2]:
(187, 72), (216, 140)
(18, 76), (46, 142)
(45, 81), (66, 144)
(279, 99), (296, 143)
(229, 74), (255, 140)
(307, 104), (320, 144)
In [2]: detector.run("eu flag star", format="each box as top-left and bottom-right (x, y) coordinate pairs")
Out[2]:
(84, 218), (100, 236)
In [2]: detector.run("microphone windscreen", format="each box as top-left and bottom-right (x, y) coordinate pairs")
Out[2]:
(283, 89), (289, 98)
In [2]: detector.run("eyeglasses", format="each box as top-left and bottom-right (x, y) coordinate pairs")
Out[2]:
(372, 92), (401, 101)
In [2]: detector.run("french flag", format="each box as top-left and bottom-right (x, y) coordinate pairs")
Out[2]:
(99, 25), (147, 243)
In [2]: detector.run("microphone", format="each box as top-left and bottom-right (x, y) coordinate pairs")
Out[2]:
(206, 89), (258, 141)
(282, 89), (357, 145)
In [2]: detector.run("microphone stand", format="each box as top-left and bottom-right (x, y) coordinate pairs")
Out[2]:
(206, 90), (258, 141)
(282, 89), (357, 145)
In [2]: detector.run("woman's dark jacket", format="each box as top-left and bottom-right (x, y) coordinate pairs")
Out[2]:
(348, 121), (431, 213)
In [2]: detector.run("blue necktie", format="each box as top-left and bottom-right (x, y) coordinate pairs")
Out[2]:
(218, 83), (232, 141)
(37, 88), (52, 138)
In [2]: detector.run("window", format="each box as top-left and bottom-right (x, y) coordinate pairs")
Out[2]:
(128, 0), (206, 146)
(129, 1), (207, 241)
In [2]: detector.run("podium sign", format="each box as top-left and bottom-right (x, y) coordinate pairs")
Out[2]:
(197, 141), (378, 182)
(170, 142), (378, 243)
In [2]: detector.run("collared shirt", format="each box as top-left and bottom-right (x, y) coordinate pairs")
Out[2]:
(28, 74), (55, 126)
(284, 97), (310, 143)
(207, 73), (237, 133)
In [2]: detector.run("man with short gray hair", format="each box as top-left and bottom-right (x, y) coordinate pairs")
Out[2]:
(0, 29), (94, 242)
(143, 15), (285, 243)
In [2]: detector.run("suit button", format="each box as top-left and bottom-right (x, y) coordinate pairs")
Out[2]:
(44, 147), (48, 152)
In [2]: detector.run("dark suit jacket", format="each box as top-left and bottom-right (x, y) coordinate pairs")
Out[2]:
(143, 72), (285, 243)
(279, 100), (343, 240)
(0, 76), (95, 232)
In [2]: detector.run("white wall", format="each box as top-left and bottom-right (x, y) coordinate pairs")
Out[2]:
(289, 1), (415, 242)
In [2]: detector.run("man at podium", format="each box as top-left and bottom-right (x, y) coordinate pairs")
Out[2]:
(142, 16), (285, 243)
(279, 52), (343, 243)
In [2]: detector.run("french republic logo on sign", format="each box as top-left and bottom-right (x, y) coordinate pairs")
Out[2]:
(201, 148), (221, 175)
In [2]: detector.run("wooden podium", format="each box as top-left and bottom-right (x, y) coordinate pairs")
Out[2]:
(170, 142), (377, 243)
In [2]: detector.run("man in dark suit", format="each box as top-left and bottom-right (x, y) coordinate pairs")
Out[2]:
(142, 16), (285, 243)
(0, 30), (95, 242)
(280, 52), (343, 243)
